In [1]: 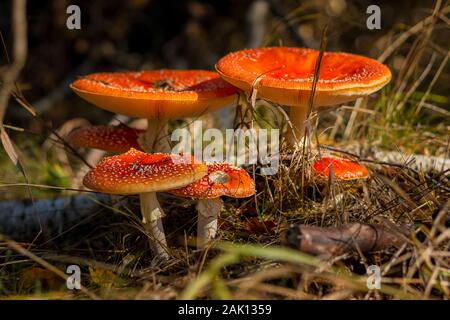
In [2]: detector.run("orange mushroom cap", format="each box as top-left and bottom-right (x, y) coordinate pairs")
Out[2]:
(216, 47), (391, 107)
(67, 124), (144, 153)
(312, 157), (369, 181)
(83, 148), (208, 194)
(169, 163), (256, 199)
(71, 70), (237, 119)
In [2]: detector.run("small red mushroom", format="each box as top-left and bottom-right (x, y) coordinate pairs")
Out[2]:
(312, 157), (369, 181)
(169, 163), (255, 248)
(83, 148), (208, 258)
(66, 124), (144, 153)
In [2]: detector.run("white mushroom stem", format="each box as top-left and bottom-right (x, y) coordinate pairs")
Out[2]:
(140, 192), (169, 258)
(196, 198), (223, 249)
(138, 118), (171, 153)
(137, 118), (171, 259)
(285, 106), (308, 147)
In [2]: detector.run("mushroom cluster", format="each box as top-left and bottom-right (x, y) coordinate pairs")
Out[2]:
(84, 148), (208, 258)
(68, 46), (390, 260)
(68, 70), (250, 259)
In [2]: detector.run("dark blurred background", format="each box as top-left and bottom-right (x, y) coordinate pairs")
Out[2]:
(0, 0), (447, 128)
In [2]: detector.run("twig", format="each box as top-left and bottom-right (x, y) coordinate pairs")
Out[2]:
(0, 0), (28, 172)
(414, 49), (450, 115)
(377, 6), (450, 63)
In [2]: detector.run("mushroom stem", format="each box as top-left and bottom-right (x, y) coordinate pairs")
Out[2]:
(196, 198), (223, 249)
(138, 118), (171, 153)
(285, 106), (308, 147)
(137, 118), (171, 259)
(140, 192), (169, 259)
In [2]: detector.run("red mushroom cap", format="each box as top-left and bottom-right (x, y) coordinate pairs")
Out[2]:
(71, 70), (237, 119)
(216, 47), (391, 107)
(67, 124), (144, 153)
(169, 163), (256, 199)
(83, 148), (208, 194)
(313, 157), (369, 181)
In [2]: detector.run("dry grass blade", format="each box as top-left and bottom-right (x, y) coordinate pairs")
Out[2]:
(377, 5), (450, 63)
(181, 243), (420, 300)
(376, 174), (425, 215)
(11, 93), (94, 169)
(306, 23), (327, 119)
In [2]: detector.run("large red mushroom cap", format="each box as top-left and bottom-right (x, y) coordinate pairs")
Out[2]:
(313, 157), (369, 181)
(67, 124), (144, 153)
(169, 163), (256, 199)
(83, 148), (208, 194)
(70, 70), (237, 119)
(216, 47), (391, 107)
